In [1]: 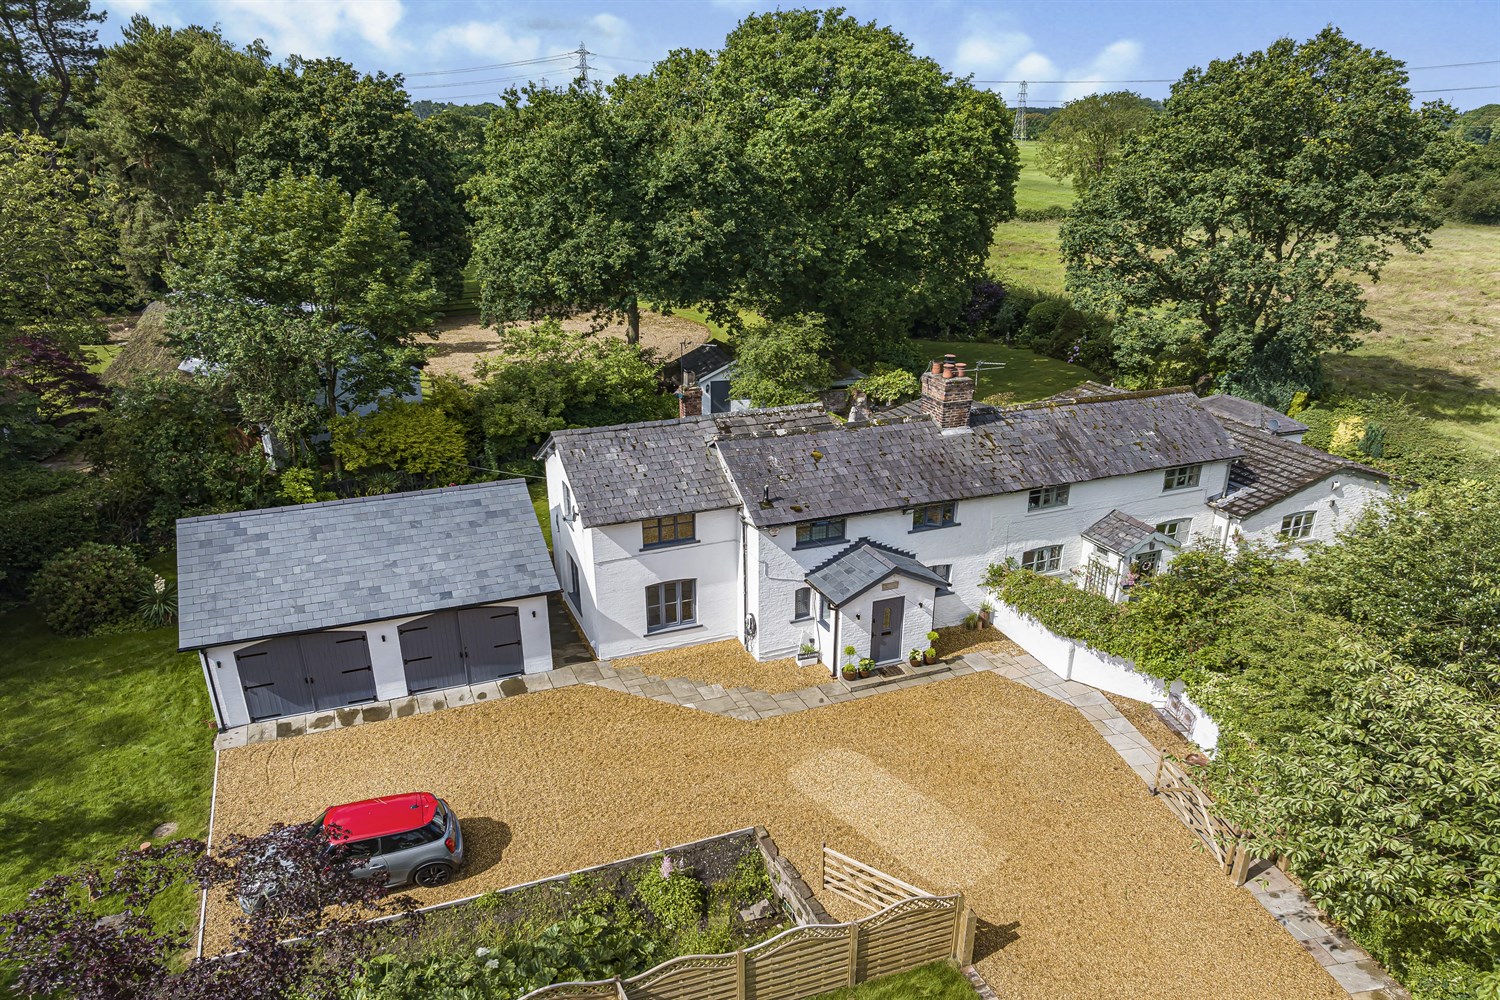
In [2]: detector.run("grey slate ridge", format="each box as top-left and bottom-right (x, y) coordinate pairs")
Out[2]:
(1200, 394), (1310, 437)
(175, 480), (557, 650)
(804, 539), (951, 605)
(539, 405), (833, 527)
(718, 389), (1243, 528)
(1081, 510), (1170, 555)
(1211, 425), (1387, 518)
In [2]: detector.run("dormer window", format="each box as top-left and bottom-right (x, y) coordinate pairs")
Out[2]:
(1163, 464), (1203, 491)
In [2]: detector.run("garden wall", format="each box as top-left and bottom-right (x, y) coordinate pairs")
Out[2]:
(993, 601), (1221, 751)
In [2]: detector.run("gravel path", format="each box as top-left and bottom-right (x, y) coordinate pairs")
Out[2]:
(611, 639), (831, 694)
(212, 672), (1338, 1000)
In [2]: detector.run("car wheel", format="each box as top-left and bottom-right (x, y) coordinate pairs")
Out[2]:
(413, 862), (454, 888)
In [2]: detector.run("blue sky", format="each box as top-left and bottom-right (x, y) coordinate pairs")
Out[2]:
(98, 0), (1499, 110)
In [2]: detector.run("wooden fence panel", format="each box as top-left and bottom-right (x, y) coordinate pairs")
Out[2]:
(523, 982), (622, 1000)
(856, 897), (961, 982)
(1153, 756), (1248, 879)
(821, 845), (930, 912)
(744, 925), (854, 1000)
(625, 953), (738, 1000)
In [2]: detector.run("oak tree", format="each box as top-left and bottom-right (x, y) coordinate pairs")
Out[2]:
(1034, 90), (1157, 194)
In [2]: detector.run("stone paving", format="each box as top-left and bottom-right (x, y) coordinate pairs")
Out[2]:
(213, 645), (1405, 1000)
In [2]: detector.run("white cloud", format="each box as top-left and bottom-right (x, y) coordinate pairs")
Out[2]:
(209, 0), (409, 58)
(426, 20), (543, 62)
(1060, 39), (1144, 101)
(588, 13), (628, 41)
(1012, 51), (1060, 83)
(954, 31), (1032, 76)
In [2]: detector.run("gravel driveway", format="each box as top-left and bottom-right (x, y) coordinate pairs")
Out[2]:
(211, 673), (1339, 1000)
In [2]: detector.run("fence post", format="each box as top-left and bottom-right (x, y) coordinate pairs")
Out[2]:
(1229, 843), (1252, 887)
(735, 948), (747, 1000)
(820, 841), (826, 892)
(952, 896), (977, 967)
(614, 975), (628, 1000)
(846, 921), (859, 988)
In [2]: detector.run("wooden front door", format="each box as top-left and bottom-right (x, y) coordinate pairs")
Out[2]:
(870, 597), (904, 665)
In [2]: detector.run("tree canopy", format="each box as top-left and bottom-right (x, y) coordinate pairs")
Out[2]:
(1035, 90), (1157, 194)
(0, 0), (103, 139)
(82, 15), (267, 292)
(1061, 28), (1459, 405)
(729, 314), (835, 407)
(236, 58), (469, 300)
(165, 174), (440, 462)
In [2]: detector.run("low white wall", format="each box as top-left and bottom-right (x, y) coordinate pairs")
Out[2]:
(991, 601), (1220, 751)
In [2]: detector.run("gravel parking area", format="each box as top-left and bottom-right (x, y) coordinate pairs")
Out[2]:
(212, 673), (1338, 1000)
(610, 639), (831, 694)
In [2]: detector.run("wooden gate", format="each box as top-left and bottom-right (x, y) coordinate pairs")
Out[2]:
(820, 845), (931, 912)
(1152, 756), (1252, 884)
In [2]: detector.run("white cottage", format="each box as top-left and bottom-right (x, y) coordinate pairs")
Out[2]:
(538, 363), (1387, 674)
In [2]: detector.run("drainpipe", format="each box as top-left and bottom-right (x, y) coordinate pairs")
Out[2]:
(739, 515), (751, 654)
(830, 606), (840, 679)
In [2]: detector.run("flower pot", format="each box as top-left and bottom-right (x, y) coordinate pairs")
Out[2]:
(841, 666), (858, 681)
(923, 651), (937, 665)
(858, 668), (871, 679)
(979, 610), (992, 626)
(908, 656), (921, 669)
(796, 652), (818, 666)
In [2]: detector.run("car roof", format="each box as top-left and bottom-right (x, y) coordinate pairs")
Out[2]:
(323, 792), (439, 843)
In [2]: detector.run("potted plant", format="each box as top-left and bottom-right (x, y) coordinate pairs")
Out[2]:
(963, 612), (979, 630)
(923, 631), (940, 665)
(978, 599), (994, 626)
(796, 641), (818, 666)
(858, 657), (874, 679)
(841, 644), (859, 681)
(908, 648), (922, 668)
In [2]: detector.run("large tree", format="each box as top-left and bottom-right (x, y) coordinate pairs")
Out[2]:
(0, 0), (102, 139)
(0, 130), (113, 348)
(1035, 90), (1157, 195)
(1061, 28), (1458, 404)
(236, 58), (469, 300)
(708, 9), (1018, 360)
(82, 16), (268, 293)
(165, 174), (441, 465)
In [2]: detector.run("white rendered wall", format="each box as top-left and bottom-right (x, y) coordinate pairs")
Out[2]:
(202, 594), (553, 729)
(1231, 472), (1386, 551)
(833, 579), (940, 668)
(992, 601), (1221, 751)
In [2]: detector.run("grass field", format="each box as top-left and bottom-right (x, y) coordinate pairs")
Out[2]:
(83, 342), (124, 373)
(1013, 141), (1075, 212)
(915, 338), (1093, 402)
(0, 609), (215, 930)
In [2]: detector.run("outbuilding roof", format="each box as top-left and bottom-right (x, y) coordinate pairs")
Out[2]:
(1082, 510), (1176, 555)
(805, 539), (951, 605)
(718, 389), (1242, 528)
(663, 343), (734, 386)
(1200, 395), (1310, 437)
(175, 480), (557, 650)
(1210, 426), (1386, 519)
(538, 405), (835, 527)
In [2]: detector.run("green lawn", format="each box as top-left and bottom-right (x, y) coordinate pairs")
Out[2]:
(527, 478), (552, 549)
(83, 342), (124, 374)
(809, 961), (977, 1000)
(1013, 141), (1075, 212)
(0, 609), (215, 929)
(915, 338), (1092, 403)
(987, 220), (1065, 296)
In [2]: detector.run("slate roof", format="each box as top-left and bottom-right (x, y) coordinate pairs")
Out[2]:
(804, 539), (951, 605)
(175, 480), (557, 650)
(1210, 426), (1386, 518)
(539, 405), (834, 527)
(718, 389), (1243, 528)
(1082, 510), (1173, 555)
(1201, 394), (1309, 437)
(664, 343), (733, 386)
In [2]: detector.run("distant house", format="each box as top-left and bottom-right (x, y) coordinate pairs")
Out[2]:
(538, 362), (1387, 672)
(662, 343), (742, 414)
(177, 480), (559, 729)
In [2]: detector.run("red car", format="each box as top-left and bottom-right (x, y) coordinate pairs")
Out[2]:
(319, 792), (465, 889)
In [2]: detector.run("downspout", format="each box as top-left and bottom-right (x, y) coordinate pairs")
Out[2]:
(740, 514), (751, 654)
(199, 650), (227, 732)
(830, 606), (840, 679)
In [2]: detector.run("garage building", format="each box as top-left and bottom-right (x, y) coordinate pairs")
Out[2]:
(177, 480), (560, 730)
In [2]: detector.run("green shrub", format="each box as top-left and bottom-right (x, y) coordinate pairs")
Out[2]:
(633, 859), (707, 933)
(1297, 394), (1500, 485)
(30, 543), (154, 636)
(851, 365), (921, 405)
(0, 470), (100, 600)
(330, 400), (470, 481)
(276, 467), (335, 505)
(982, 559), (1126, 652)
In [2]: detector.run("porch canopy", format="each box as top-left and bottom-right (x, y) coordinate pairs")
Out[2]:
(1081, 510), (1180, 559)
(805, 539), (951, 605)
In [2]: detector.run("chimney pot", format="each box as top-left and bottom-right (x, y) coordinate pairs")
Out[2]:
(956, 362), (968, 378)
(942, 361), (955, 379)
(929, 360), (941, 375)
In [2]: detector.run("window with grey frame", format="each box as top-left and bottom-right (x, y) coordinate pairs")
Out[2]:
(1280, 511), (1316, 539)
(1162, 464), (1202, 491)
(1027, 485), (1070, 511)
(911, 502), (956, 530)
(642, 512), (695, 548)
(931, 563), (952, 593)
(795, 518), (846, 547)
(645, 579), (696, 633)
(1021, 545), (1062, 573)
(793, 587), (812, 621)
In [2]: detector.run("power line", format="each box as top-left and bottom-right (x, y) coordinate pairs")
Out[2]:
(403, 53), (574, 78)
(1411, 84), (1500, 93)
(409, 72), (555, 91)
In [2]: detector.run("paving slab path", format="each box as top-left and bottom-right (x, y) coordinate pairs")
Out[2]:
(214, 646), (1405, 1000)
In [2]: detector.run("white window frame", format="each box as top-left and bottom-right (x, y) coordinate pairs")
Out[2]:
(1280, 511), (1316, 540)
(1021, 545), (1063, 573)
(1027, 485), (1071, 511)
(1163, 464), (1203, 491)
(1155, 518), (1189, 542)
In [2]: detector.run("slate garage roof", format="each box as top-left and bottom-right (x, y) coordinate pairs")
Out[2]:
(805, 539), (952, 605)
(175, 480), (557, 650)
(1210, 425), (1386, 519)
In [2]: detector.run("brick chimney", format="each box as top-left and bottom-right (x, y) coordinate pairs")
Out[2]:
(919, 355), (974, 430)
(847, 390), (871, 425)
(679, 369), (703, 418)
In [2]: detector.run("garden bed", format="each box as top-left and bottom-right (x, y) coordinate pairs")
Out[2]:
(349, 829), (797, 998)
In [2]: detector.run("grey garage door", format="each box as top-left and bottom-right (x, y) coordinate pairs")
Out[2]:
(398, 607), (524, 693)
(235, 631), (377, 722)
